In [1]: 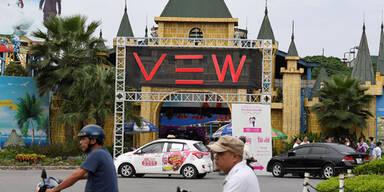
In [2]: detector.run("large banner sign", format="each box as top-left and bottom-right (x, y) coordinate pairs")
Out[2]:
(0, 76), (49, 147)
(125, 47), (262, 89)
(232, 104), (272, 175)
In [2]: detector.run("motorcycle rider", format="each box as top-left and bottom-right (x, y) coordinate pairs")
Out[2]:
(46, 124), (118, 192)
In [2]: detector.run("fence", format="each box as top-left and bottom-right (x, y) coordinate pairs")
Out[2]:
(302, 170), (354, 192)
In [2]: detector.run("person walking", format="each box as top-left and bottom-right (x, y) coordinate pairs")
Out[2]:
(208, 135), (260, 192)
(46, 125), (118, 192)
(293, 137), (301, 148)
(372, 142), (382, 160)
(368, 137), (376, 157)
(239, 136), (257, 169)
(356, 137), (369, 153)
(300, 136), (309, 145)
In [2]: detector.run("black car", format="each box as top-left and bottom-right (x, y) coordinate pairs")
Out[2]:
(266, 143), (370, 179)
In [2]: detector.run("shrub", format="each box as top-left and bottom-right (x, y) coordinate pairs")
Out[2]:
(317, 175), (384, 192)
(15, 153), (46, 164)
(353, 159), (384, 175)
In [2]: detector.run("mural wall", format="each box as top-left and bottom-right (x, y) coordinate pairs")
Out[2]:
(0, 76), (49, 147)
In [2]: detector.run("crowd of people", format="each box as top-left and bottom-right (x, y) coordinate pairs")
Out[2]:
(292, 136), (382, 160)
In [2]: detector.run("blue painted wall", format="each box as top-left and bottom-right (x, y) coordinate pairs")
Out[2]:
(0, 76), (49, 147)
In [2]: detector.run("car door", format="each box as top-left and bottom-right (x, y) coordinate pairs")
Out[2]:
(306, 146), (328, 172)
(162, 142), (186, 173)
(135, 142), (165, 174)
(284, 146), (310, 172)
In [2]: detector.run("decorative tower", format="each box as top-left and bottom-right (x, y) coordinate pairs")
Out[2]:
(95, 30), (109, 59)
(257, 1), (278, 91)
(351, 23), (377, 139)
(281, 22), (304, 139)
(311, 67), (329, 98)
(116, 2), (134, 38)
(351, 23), (375, 84)
(377, 22), (384, 75)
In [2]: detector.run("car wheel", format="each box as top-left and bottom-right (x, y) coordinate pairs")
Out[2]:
(181, 165), (198, 179)
(196, 173), (207, 179)
(272, 162), (284, 177)
(135, 174), (145, 178)
(119, 163), (135, 177)
(322, 164), (334, 179)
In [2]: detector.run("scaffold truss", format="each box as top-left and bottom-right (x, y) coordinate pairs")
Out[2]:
(113, 37), (273, 159)
(124, 92), (263, 103)
(117, 37), (268, 49)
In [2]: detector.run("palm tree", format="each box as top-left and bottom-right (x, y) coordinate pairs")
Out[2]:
(15, 93), (43, 145)
(30, 15), (103, 96)
(30, 15), (103, 140)
(311, 76), (373, 136)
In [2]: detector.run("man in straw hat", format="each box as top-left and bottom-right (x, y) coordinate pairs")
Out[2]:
(208, 135), (260, 192)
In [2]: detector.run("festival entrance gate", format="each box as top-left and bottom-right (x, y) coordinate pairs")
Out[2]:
(113, 37), (274, 159)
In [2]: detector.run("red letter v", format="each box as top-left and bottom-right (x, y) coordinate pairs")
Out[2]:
(133, 52), (167, 81)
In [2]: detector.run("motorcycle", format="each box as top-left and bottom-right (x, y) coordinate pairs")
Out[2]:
(35, 169), (188, 192)
(35, 169), (62, 192)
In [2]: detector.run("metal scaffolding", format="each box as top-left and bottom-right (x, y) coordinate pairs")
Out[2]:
(113, 37), (273, 158)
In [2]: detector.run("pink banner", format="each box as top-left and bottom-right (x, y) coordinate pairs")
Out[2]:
(243, 128), (262, 133)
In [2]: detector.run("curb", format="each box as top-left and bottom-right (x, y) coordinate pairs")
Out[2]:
(0, 166), (78, 170)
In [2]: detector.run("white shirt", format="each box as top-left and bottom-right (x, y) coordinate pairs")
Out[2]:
(223, 160), (260, 192)
(243, 144), (253, 160)
(372, 146), (382, 159)
(293, 143), (300, 148)
(301, 141), (309, 145)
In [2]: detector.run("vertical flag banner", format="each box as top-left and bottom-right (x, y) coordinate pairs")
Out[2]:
(232, 104), (272, 175)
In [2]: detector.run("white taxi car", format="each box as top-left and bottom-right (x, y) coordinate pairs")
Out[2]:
(114, 139), (213, 179)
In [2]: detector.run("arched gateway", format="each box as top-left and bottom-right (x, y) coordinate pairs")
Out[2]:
(112, 0), (276, 158)
(113, 37), (274, 158)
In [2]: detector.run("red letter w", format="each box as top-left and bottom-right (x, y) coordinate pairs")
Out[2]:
(211, 54), (246, 82)
(133, 52), (167, 81)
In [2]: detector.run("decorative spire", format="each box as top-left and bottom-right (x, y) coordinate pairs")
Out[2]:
(311, 67), (329, 98)
(287, 20), (299, 57)
(291, 20), (295, 40)
(99, 29), (103, 38)
(117, 0), (134, 37)
(378, 16), (384, 75)
(351, 23), (375, 84)
(257, 0), (275, 42)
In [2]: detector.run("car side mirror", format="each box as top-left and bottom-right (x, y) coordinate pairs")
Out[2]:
(288, 151), (296, 157)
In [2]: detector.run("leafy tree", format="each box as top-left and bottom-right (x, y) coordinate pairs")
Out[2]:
(30, 15), (103, 97)
(311, 76), (373, 137)
(29, 15), (103, 140)
(15, 93), (43, 145)
(4, 63), (27, 76)
(303, 56), (352, 79)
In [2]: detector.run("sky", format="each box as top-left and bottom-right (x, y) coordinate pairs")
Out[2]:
(2, 0), (384, 59)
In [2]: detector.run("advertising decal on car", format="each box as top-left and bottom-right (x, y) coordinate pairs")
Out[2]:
(162, 152), (186, 171)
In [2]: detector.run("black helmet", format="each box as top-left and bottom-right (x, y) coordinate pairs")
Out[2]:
(78, 124), (105, 145)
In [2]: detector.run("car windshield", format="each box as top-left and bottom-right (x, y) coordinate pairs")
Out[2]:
(193, 142), (209, 152)
(331, 144), (356, 154)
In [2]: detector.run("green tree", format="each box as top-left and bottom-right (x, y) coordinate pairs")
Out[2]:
(15, 93), (43, 145)
(30, 15), (103, 140)
(30, 15), (103, 96)
(303, 56), (352, 79)
(4, 63), (27, 76)
(311, 76), (373, 137)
